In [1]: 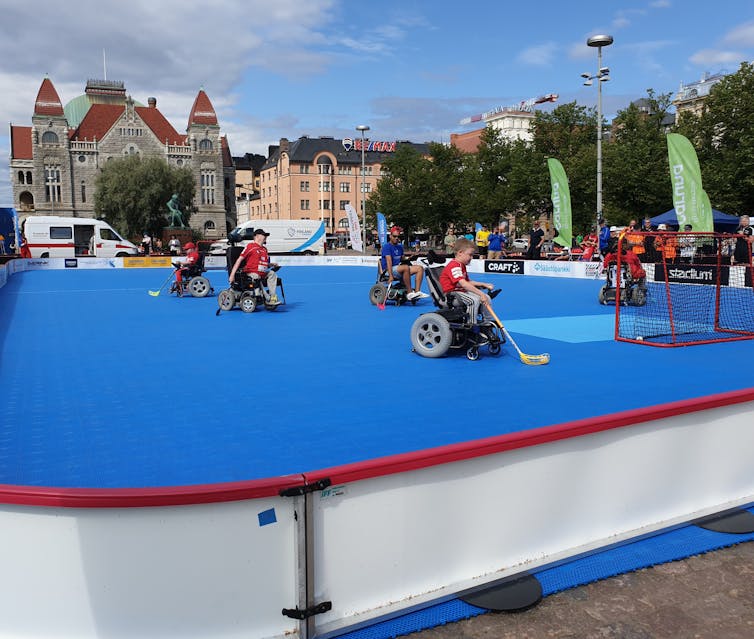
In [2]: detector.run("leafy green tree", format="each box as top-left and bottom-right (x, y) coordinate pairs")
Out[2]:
(602, 91), (674, 223)
(678, 62), (754, 216)
(368, 144), (431, 239)
(94, 156), (195, 238)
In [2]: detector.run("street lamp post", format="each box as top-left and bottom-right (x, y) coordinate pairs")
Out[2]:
(583, 34), (613, 238)
(356, 124), (370, 253)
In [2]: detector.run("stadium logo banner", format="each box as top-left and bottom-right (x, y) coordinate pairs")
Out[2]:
(484, 259), (524, 274)
(656, 263), (728, 286)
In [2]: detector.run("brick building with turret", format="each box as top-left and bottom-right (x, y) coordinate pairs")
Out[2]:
(8, 77), (235, 238)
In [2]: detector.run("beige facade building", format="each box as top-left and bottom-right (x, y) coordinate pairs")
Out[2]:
(672, 71), (727, 117)
(9, 77), (235, 238)
(252, 136), (429, 238)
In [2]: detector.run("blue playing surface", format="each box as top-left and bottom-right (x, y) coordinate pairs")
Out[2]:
(1, 266), (753, 488)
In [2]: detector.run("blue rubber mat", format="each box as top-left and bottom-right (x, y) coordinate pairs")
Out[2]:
(2, 267), (754, 488)
(336, 509), (754, 639)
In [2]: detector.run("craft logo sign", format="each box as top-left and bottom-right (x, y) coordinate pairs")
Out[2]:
(484, 260), (523, 274)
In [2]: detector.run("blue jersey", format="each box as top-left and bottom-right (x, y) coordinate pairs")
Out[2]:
(488, 233), (503, 252)
(381, 242), (404, 271)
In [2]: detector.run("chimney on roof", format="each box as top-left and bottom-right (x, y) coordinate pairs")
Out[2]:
(280, 137), (289, 154)
(148, 97), (157, 108)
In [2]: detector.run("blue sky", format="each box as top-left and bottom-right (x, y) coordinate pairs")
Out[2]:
(1, 0), (753, 205)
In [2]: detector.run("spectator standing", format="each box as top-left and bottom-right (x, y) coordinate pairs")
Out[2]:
(654, 224), (678, 263)
(678, 224), (696, 264)
(487, 227), (505, 260)
(443, 225), (457, 255)
(475, 225), (490, 259)
(641, 217), (657, 263)
(598, 219), (610, 256)
(168, 235), (181, 256)
(732, 215), (752, 266)
(141, 232), (152, 256)
(526, 220), (545, 260)
(154, 238), (163, 254)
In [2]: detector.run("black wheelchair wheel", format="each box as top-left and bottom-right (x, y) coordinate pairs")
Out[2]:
(598, 285), (608, 305)
(369, 284), (387, 306)
(631, 286), (647, 306)
(488, 342), (502, 355)
(466, 346), (480, 361)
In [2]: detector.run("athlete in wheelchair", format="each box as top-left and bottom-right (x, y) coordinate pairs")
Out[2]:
(217, 229), (286, 313)
(169, 242), (214, 298)
(410, 244), (503, 360)
(598, 236), (647, 306)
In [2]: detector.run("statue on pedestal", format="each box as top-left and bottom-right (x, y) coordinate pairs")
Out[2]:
(166, 193), (186, 228)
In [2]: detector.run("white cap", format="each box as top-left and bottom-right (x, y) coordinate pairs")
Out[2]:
(657, 224), (667, 230)
(610, 226), (620, 232)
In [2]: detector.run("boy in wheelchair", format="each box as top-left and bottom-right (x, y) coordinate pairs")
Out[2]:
(599, 236), (647, 305)
(410, 240), (503, 360)
(170, 242), (213, 297)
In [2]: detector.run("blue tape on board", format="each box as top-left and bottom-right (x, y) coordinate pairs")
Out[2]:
(258, 508), (277, 527)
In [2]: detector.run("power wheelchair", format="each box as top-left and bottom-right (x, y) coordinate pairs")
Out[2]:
(216, 246), (286, 313)
(169, 253), (214, 298)
(368, 257), (419, 307)
(410, 251), (504, 360)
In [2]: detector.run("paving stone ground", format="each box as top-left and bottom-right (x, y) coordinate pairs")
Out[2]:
(412, 541), (754, 639)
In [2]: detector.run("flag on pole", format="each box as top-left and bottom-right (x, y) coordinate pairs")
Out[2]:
(344, 204), (363, 252)
(377, 212), (387, 246)
(547, 158), (572, 248)
(667, 133), (713, 232)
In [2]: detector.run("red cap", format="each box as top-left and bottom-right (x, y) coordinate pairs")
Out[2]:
(183, 242), (195, 250)
(390, 225), (403, 235)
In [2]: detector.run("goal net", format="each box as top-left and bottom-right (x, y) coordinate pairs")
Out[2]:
(615, 231), (754, 346)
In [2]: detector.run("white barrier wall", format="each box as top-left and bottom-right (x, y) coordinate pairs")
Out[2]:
(308, 397), (754, 637)
(0, 496), (299, 639)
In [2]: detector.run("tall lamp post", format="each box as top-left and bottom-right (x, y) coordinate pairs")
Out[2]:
(356, 124), (370, 253)
(582, 34), (613, 236)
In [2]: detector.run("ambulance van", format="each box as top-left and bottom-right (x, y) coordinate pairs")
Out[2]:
(23, 216), (139, 258)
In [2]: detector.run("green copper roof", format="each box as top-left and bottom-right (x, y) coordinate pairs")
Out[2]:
(64, 94), (145, 128)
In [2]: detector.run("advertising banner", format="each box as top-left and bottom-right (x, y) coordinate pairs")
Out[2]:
(344, 204), (363, 253)
(484, 260), (525, 275)
(123, 256), (174, 268)
(547, 158), (572, 249)
(655, 263), (728, 286)
(377, 212), (387, 247)
(667, 133), (713, 232)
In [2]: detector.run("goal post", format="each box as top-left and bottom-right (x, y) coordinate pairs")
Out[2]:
(615, 231), (754, 346)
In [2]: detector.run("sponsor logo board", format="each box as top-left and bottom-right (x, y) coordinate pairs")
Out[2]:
(484, 260), (524, 274)
(656, 264), (727, 286)
(64, 258), (78, 268)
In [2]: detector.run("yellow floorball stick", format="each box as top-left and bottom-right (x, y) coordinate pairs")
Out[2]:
(484, 302), (550, 366)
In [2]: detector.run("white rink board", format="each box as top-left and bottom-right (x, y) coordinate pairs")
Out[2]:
(0, 498), (299, 639)
(311, 400), (754, 636)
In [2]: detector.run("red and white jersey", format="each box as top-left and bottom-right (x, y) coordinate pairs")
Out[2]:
(185, 248), (199, 266)
(240, 242), (270, 275)
(439, 259), (468, 293)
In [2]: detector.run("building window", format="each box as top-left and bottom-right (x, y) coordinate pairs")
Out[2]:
(201, 169), (216, 204)
(338, 166), (353, 175)
(26, 171), (32, 185)
(322, 200), (330, 210)
(199, 138), (213, 151)
(41, 131), (59, 144)
(78, 155), (87, 163)
(359, 166), (373, 176)
(318, 164), (331, 175)
(339, 182), (350, 192)
(360, 182), (372, 193)
(204, 220), (216, 231)
(176, 159), (183, 167)
(17, 171), (24, 184)
(300, 164), (309, 174)
(319, 181), (330, 192)
(300, 180), (310, 192)
(301, 199), (310, 210)
(44, 164), (61, 202)
(81, 181), (86, 203)
(338, 217), (349, 229)
(339, 200), (350, 210)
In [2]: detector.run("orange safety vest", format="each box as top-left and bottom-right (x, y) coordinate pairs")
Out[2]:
(655, 234), (677, 260)
(626, 231), (644, 255)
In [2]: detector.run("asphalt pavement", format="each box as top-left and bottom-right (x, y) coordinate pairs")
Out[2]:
(412, 541), (754, 638)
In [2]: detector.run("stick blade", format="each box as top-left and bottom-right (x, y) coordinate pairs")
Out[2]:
(520, 352), (550, 366)
(148, 290), (160, 297)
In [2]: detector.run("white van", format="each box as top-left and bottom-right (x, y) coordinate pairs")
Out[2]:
(226, 219), (325, 255)
(23, 216), (138, 258)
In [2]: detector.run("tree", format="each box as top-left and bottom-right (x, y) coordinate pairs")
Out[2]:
(602, 91), (674, 223)
(679, 62), (754, 216)
(94, 156), (195, 238)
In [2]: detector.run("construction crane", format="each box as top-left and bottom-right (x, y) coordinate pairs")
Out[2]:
(459, 93), (558, 125)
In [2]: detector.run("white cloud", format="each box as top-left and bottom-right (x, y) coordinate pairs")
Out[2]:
(649, 0), (671, 8)
(723, 20), (754, 48)
(516, 42), (557, 67)
(689, 48), (746, 66)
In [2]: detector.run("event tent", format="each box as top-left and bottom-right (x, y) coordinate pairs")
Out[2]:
(649, 208), (740, 232)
